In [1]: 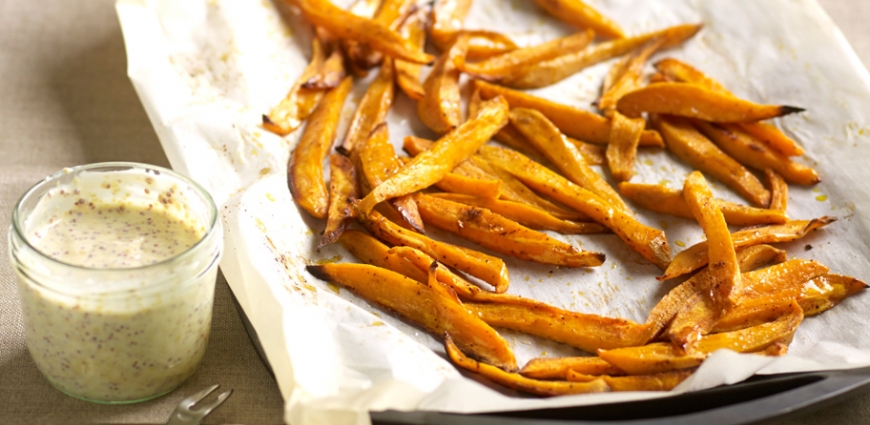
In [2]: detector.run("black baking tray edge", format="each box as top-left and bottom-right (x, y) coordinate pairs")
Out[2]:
(230, 292), (870, 425)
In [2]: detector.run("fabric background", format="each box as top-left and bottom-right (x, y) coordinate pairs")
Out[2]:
(0, 0), (867, 423)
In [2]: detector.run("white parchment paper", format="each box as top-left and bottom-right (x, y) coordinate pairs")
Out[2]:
(116, 0), (870, 423)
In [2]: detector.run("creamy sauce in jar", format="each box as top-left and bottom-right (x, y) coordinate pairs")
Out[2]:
(13, 166), (220, 403)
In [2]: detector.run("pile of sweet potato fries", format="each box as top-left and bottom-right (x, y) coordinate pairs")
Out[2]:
(264, 0), (866, 395)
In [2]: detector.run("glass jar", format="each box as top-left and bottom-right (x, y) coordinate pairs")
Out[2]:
(8, 162), (222, 404)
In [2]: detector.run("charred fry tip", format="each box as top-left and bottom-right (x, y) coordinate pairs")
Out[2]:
(334, 145), (350, 156)
(262, 114), (275, 125)
(305, 264), (330, 281)
(428, 260), (439, 273)
(780, 106), (805, 115)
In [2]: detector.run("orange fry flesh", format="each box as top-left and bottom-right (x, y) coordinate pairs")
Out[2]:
(618, 182), (788, 226)
(667, 259), (826, 349)
(739, 121), (805, 157)
(418, 34), (469, 134)
(263, 39), (327, 136)
(401, 135), (591, 221)
(645, 244), (787, 340)
(416, 194), (606, 268)
(601, 301), (804, 375)
(295, 0), (433, 65)
(430, 193), (608, 235)
(693, 121), (820, 186)
(799, 274), (868, 317)
(505, 23), (702, 89)
(654, 114), (771, 207)
(520, 357), (625, 380)
(567, 369), (694, 392)
(435, 174), (503, 199)
(444, 334), (609, 396)
(358, 209), (511, 293)
(479, 146), (671, 269)
(459, 30), (595, 83)
(358, 96), (509, 215)
(394, 7), (427, 100)
(532, 0), (624, 38)
(346, 0), (416, 69)
(660, 217), (836, 281)
(321, 154), (359, 247)
(338, 229), (425, 280)
(683, 171), (741, 311)
(510, 108), (630, 213)
(358, 123), (425, 232)
(618, 83), (804, 123)
(302, 46), (347, 90)
(606, 112), (647, 182)
(307, 263), (517, 370)
(465, 301), (654, 353)
(598, 37), (666, 115)
(339, 58), (396, 155)
(766, 170), (789, 212)
(474, 80), (663, 147)
(288, 77), (354, 219)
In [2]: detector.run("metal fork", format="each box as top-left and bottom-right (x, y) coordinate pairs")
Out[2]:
(165, 384), (234, 425)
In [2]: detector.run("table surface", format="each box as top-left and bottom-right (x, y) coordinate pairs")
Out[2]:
(2, 0), (869, 424)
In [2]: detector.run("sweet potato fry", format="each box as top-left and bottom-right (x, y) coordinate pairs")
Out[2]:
(653, 114), (770, 207)
(766, 170), (788, 212)
(667, 259), (826, 349)
(659, 217), (836, 281)
(418, 34), (469, 134)
(757, 342), (789, 356)
(653, 58), (806, 156)
(394, 7), (427, 100)
(307, 263), (517, 370)
(358, 209), (511, 292)
(618, 183), (788, 226)
(520, 357), (625, 379)
(683, 171), (741, 311)
(465, 301), (654, 353)
(338, 229), (425, 279)
(339, 58), (396, 155)
(468, 88), (551, 162)
(799, 274), (868, 317)
(505, 23), (702, 89)
(716, 273), (868, 331)
(288, 77), (353, 219)
(600, 301), (803, 375)
(358, 123), (424, 232)
(430, 193), (608, 235)
(532, 0), (623, 38)
(458, 30), (595, 83)
(295, 0), (433, 65)
(654, 58), (730, 95)
(402, 134), (588, 220)
(645, 244), (787, 341)
(567, 369), (694, 391)
(618, 83), (804, 122)
(606, 112), (647, 182)
(346, 0), (416, 69)
(444, 334), (609, 395)
(263, 39), (327, 136)
(321, 154), (359, 247)
(416, 194), (606, 267)
(739, 122), (805, 157)
(692, 121), (820, 186)
(475, 80), (663, 147)
(387, 247), (486, 298)
(358, 96), (509, 214)
(436, 174), (502, 199)
(479, 145), (671, 269)
(301, 44), (347, 90)
(429, 0), (517, 60)
(510, 108), (630, 212)
(598, 38), (666, 115)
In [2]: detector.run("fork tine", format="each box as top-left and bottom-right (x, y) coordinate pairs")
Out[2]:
(181, 384), (220, 408)
(194, 389), (234, 418)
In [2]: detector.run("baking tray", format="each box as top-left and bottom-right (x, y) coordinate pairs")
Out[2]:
(230, 292), (870, 425)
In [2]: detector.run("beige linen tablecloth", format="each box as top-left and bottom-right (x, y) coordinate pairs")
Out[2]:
(1, 0), (868, 423)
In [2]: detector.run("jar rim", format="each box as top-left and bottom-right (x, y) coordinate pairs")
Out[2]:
(11, 162), (220, 274)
